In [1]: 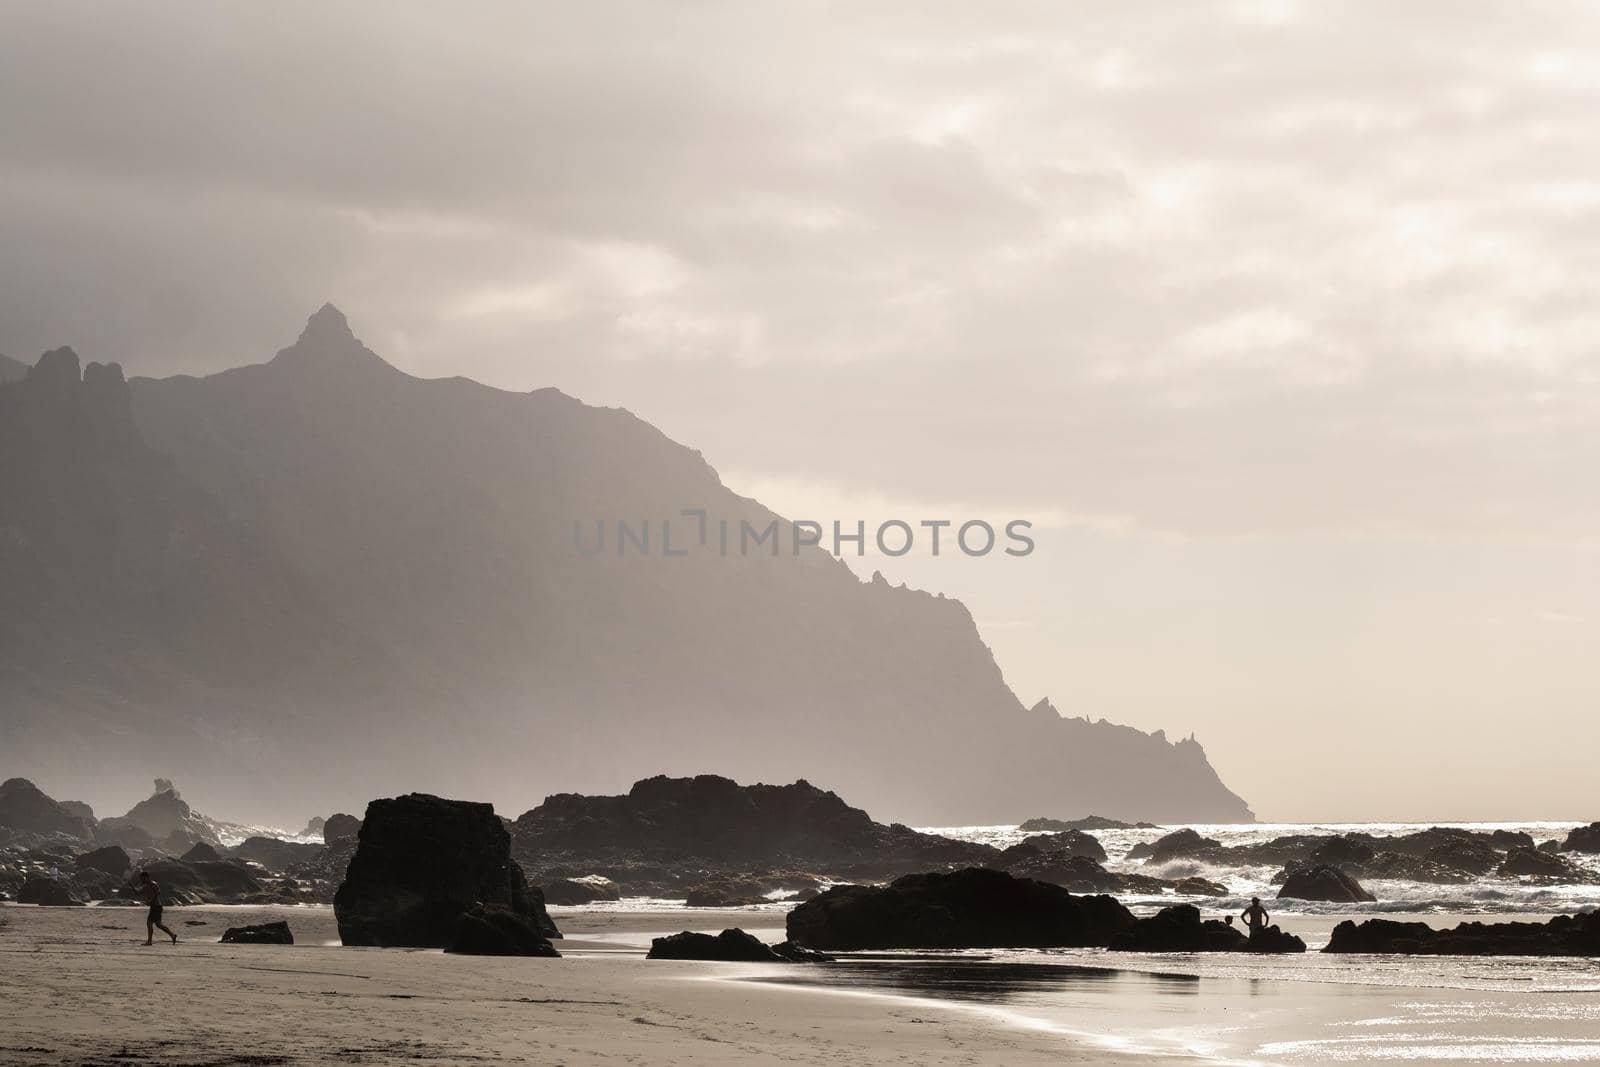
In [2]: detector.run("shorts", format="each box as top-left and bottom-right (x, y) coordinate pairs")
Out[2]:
(148, 904), (163, 924)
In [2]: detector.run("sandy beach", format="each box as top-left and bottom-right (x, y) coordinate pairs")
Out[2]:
(0, 903), (1193, 1066)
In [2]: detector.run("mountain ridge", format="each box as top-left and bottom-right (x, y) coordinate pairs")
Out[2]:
(0, 307), (1254, 825)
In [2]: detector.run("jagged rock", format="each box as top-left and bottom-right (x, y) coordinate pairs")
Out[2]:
(1278, 865), (1375, 903)
(785, 867), (1135, 951)
(181, 842), (222, 863)
(75, 845), (131, 877)
(232, 836), (322, 873)
(1018, 816), (1156, 832)
(1309, 838), (1375, 867)
(648, 928), (785, 962)
(1004, 830), (1107, 863)
(1539, 839), (1561, 853)
(1491, 830), (1536, 851)
(1562, 823), (1600, 854)
(1500, 846), (1582, 879)
(542, 875), (621, 905)
(131, 858), (264, 905)
(1424, 838), (1499, 876)
(18, 876), (86, 905)
(302, 816), (326, 837)
(1354, 850), (1474, 884)
(0, 779), (94, 838)
(220, 921), (293, 945)
(334, 793), (559, 948)
(1127, 828), (1220, 864)
(446, 903), (560, 957)
(1326, 913), (1600, 956)
(322, 813), (361, 844)
(684, 877), (769, 907)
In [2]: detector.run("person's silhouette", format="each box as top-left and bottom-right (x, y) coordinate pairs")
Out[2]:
(1241, 896), (1269, 940)
(137, 872), (178, 945)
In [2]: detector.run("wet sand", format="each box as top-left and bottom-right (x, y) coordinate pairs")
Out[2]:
(0, 903), (1190, 1066)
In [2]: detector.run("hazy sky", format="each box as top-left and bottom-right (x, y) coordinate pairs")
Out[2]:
(5, 2), (1600, 820)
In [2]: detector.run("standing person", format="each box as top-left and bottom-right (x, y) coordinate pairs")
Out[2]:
(137, 871), (178, 946)
(1241, 896), (1270, 941)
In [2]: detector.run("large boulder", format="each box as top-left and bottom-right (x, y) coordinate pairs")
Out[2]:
(1500, 846), (1579, 879)
(232, 836), (322, 873)
(446, 903), (561, 957)
(542, 875), (622, 905)
(18, 876), (86, 905)
(1003, 830), (1106, 864)
(785, 867), (1135, 951)
(220, 921), (293, 945)
(75, 845), (132, 878)
(1562, 823), (1600, 854)
(1326, 913), (1600, 956)
(1127, 828), (1220, 864)
(512, 775), (999, 893)
(1424, 838), (1499, 876)
(181, 842), (222, 864)
(1278, 865), (1375, 903)
(1107, 904), (1308, 953)
(0, 779), (94, 838)
(135, 858), (264, 904)
(334, 793), (559, 948)
(648, 928), (784, 962)
(322, 813), (362, 844)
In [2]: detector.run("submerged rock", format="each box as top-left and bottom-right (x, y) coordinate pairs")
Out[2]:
(542, 875), (621, 905)
(1018, 815), (1157, 832)
(334, 793), (559, 948)
(785, 867), (1134, 951)
(220, 921), (293, 945)
(1499, 846), (1580, 879)
(1562, 823), (1600, 854)
(1325, 913), (1600, 956)
(446, 903), (561, 957)
(1126, 828), (1220, 864)
(1277, 865), (1375, 903)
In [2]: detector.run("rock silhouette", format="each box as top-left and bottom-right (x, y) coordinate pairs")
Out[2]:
(1325, 913), (1600, 956)
(334, 793), (559, 948)
(1, 308), (1253, 826)
(220, 921), (293, 945)
(785, 867), (1136, 950)
(1277, 865), (1376, 903)
(445, 903), (561, 957)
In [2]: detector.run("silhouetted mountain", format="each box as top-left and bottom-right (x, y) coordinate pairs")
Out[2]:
(0, 308), (1253, 824)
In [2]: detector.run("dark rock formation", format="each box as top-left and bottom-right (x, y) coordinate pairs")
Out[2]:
(18, 876), (86, 905)
(1278, 865), (1375, 903)
(685, 881), (767, 907)
(785, 867), (1135, 951)
(513, 775), (998, 897)
(1326, 913), (1600, 956)
(334, 793), (559, 948)
(1007, 830), (1107, 863)
(997, 850), (1225, 897)
(322, 813), (362, 844)
(1126, 827), (1223, 864)
(0, 779), (94, 838)
(220, 921), (293, 945)
(181, 842), (222, 864)
(1018, 816), (1156, 833)
(232, 836), (322, 873)
(648, 928), (786, 962)
(1563, 823), (1600, 854)
(75, 845), (131, 877)
(1424, 838), (1499, 876)
(1106, 904), (1306, 953)
(446, 903), (561, 957)
(1499, 847), (1592, 881)
(133, 858), (264, 905)
(542, 876), (621, 905)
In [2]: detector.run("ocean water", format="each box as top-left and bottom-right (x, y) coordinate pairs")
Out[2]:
(921, 821), (1600, 917)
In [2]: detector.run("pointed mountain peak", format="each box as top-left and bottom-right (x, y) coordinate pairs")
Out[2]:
(300, 303), (353, 345)
(272, 303), (393, 376)
(1030, 697), (1060, 717)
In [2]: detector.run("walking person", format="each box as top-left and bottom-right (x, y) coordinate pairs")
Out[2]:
(137, 871), (178, 945)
